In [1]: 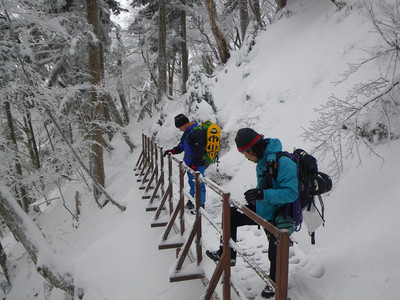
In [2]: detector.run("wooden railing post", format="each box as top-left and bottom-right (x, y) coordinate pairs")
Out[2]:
(143, 140), (158, 196)
(149, 139), (153, 164)
(194, 171), (202, 264)
(134, 134), (145, 172)
(159, 146), (165, 196)
(222, 192), (231, 300)
(178, 161), (184, 233)
(204, 192), (231, 300)
(139, 135), (150, 179)
(154, 141), (159, 180)
(275, 230), (290, 300)
(137, 135), (148, 178)
(145, 135), (150, 168)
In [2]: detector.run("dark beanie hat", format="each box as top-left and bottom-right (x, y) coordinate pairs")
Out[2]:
(235, 128), (263, 152)
(174, 114), (189, 128)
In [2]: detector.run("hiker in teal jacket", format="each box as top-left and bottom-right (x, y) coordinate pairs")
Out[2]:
(206, 128), (298, 299)
(253, 137), (298, 221)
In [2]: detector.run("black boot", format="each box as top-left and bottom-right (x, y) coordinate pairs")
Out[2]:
(185, 200), (194, 210)
(261, 284), (275, 298)
(205, 247), (236, 266)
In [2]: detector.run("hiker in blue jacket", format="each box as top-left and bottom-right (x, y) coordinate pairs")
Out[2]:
(163, 114), (206, 209)
(206, 128), (298, 299)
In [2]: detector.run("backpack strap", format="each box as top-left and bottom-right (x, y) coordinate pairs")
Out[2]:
(265, 151), (304, 231)
(262, 152), (284, 189)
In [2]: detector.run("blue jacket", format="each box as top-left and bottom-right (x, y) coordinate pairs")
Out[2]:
(173, 121), (205, 167)
(255, 138), (298, 221)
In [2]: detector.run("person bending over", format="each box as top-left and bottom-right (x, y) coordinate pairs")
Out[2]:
(206, 127), (298, 298)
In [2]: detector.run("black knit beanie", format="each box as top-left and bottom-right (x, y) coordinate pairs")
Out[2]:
(235, 128), (263, 152)
(174, 114), (189, 128)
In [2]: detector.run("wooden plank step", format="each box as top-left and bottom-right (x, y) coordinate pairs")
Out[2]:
(158, 235), (185, 250)
(137, 178), (149, 183)
(145, 206), (157, 212)
(139, 184), (153, 190)
(169, 272), (204, 283)
(142, 193), (159, 200)
(145, 202), (163, 210)
(169, 264), (205, 282)
(159, 242), (184, 250)
(151, 214), (169, 227)
(151, 221), (168, 227)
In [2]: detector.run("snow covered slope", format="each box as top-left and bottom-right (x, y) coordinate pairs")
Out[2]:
(4, 0), (400, 299)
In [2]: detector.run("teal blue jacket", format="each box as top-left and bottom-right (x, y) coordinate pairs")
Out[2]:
(255, 139), (298, 221)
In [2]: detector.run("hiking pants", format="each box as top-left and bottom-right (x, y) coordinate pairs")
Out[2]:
(187, 165), (206, 206)
(229, 203), (277, 282)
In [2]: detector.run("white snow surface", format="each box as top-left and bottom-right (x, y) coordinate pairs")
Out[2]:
(4, 0), (400, 299)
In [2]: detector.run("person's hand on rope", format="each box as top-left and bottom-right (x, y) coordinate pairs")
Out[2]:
(163, 149), (174, 157)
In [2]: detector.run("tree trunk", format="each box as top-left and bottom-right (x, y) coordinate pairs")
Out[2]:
(276, 0), (286, 11)
(0, 241), (11, 287)
(115, 29), (129, 125)
(168, 57), (175, 97)
(23, 112), (40, 169)
(239, 0), (249, 42)
(180, 0), (189, 94)
(249, 0), (262, 27)
(0, 187), (76, 295)
(204, 0), (230, 64)
(330, 0), (346, 9)
(117, 58), (130, 125)
(101, 93), (114, 144)
(158, 0), (167, 103)
(103, 94), (135, 152)
(87, 0), (105, 201)
(203, 54), (213, 76)
(4, 101), (31, 213)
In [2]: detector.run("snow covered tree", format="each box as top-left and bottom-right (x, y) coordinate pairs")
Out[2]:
(303, 0), (400, 177)
(158, 0), (168, 103)
(0, 187), (76, 295)
(186, 66), (217, 115)
(204, 0), (230, 63)
(0, 0), (127, 294)
(0, 0), (127, 210)
(180, 0), (189, 94)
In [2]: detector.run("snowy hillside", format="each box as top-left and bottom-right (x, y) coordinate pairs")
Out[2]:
(4, 0), (400, 299)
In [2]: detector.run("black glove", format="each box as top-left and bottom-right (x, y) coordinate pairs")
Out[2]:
(244, 188), (264, 204)
(163, 149), (174, 157)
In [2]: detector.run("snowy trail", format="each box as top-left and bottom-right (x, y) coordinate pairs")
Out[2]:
(73, 146), (206, 300)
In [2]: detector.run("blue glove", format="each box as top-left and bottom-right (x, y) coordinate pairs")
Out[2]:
(244, 188), (264, 204)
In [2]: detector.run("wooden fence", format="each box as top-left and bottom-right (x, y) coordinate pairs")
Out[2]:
(134, 134), (290, 300)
